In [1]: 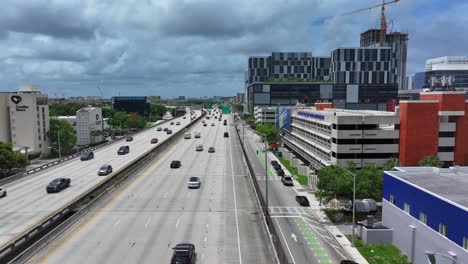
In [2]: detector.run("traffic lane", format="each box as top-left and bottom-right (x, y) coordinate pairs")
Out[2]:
(33, 119), (227, 263)
(0, 114), (199, 247)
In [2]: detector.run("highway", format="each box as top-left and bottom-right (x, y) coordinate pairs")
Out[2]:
(237, 121), (348, 264)
(0, 112), (199, 250)
(27, 113), (273, 264)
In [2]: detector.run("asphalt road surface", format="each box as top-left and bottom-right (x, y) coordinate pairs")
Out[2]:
(0, 112), (199, 249)
(27, 114), (273, 264)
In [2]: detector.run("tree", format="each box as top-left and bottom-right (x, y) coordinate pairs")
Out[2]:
(419, 155), (444, 167)
(126, 113), (146, 129)
(170, 108), (187, 117)
(0, 142), (27, 176)
(49, 103), (87, 116)
(48, 118), (77, 152)
(255, 123), (279, 144)
(383, 158), (400, 170)
(149, 104), (167, 121)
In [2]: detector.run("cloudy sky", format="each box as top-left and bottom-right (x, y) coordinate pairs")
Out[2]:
(0, 0), (466, 98)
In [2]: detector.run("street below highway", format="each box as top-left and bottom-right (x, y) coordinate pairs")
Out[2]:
(237, 121), (348, 264)
(27, 114), (273, 264)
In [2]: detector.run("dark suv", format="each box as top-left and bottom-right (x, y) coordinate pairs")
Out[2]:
(46, 178), (71, 193)
(118, 145), (130, 155)
(224, 132), (229, 138)
(171, 243), (196, 264)
(80, 151), (94, 161)
(296, 195), (310, 206)
(170, 160), (181, 168)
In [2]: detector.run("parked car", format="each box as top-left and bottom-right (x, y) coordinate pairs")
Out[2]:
(274, 163), (282, 171)
(163, 127), (168, 131)
(208, 147), (215, 153)
(0, 186), (6, 198)
(340, 261), (358, 264)
(295, 195), (310, 206)
(157, 127), (162, 131)
(167, 129), (173, 135)
(80, 151), (94, 161)
(151, 138), (158, 144)
(196, 144), (203, 151)
(170, 160), (182, 168)
(98, 165), (113, 176)
(46, 178), (71, 193)
(194, 132), (201, 138)
(276, 169), (285, 177)
(118, 145), (130, 155)
(188, 177), (201, 189)
(343, 199), (378, 214)
(126, 136), (133, 142)
(281, 176), (293, 186)
(171, 243), (196, 264)
(271, 160), (278, 166)
(224, 132), (229, 138)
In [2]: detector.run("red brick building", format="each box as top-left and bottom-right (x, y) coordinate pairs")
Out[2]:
(399, 92), (468, 166)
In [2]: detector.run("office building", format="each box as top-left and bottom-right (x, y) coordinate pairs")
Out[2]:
(0, 85), (50, 154)
(413, 56), (468, 90)
(399, 91), (468, 167)
(254, 106), (276, 124)
(76, 107), (103, 146)
(360, 29), (409, 90)
(382, 166), (468, 263)
(112, 96), (148, 116)
(278, 106), (399, 169)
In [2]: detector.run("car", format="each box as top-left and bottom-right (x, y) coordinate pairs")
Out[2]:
(274, 163), (282, 170)
(167, 129), (173, 134)
(194, 132), (201, 138)
(196, 144), (203, 151)
(170, 122), (174, 125)
(176, 122), (181, 126)
(184, 132), (191, 139)
(157, 127), (162, 131)
(282, 176), (293, 186)
(46, 178), (71, 193)
(188, 177), (201, 189)
(171, 243), (196, 264)
(183, 117), (186, 119)
(118, 145), (130, 155)
(203, 123), (207, 127)
(163, 127), (168, 131)
(208, 147), (215, 153)
(98, 165), (113, 176)
(211, 123), (215, 126)
(80, 151), (94, 161)
(276, 169), (285, 177)
(224, 132), (229, 138)
(218, 118), (221, 121)
(151, 138), (158, 144)
(170, 160), (181, 168)
(295, 195), (310, 206)
(340, 261), (358, 264)
(126, 136), (133, 142)
(206, 116), (210, 120)
(0, 186), (6, 198)
(271, 160), (278, 166)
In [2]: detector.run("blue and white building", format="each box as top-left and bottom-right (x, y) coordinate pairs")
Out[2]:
(383, 166), (468, 264)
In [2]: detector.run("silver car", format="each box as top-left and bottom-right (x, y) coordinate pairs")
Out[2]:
(196, 144), (203, 151)
(188, 177), (201, 189)
(0, 186), (6, 198)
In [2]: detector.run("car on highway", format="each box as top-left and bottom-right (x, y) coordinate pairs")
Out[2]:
(118, 145), (130, 155)
(170, 160), (182, 168)
(157, 127), (162, 131)
(184, 132), (191, 139)
(98, 165), (113, 176)
(183, 116), (186, 119)
(188, 177), (201, 189)
(151, 138), (158, 144)
(0, 186), (6, 198)
(80, 151), (94, 161)
(281, 176), (293, 186)
(163, 127), (168, 131)
(126, 136), (133, 142)
(46, 178), (71, 193)
(167, 129), (173, 134)
(194, 132), (201, 138)
(203, 123), (207, 127)
(176, 122), (181, 126)
(208, 147), (215, 153)
(224, 132), (229, 138)
(196, 144), (203, 151)
(211, 123), (215, 126)
(295, 195), (310, 207)
(171, 243), (196, 264)
(170, 122), (174, 125)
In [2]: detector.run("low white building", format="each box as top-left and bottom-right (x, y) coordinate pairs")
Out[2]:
(76, 107), (103, 146)
(254, 106), (276, 124)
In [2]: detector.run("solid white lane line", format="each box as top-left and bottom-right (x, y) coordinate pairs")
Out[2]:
(163, 192), (168, 198)
(145, 217), (152, 228)
(176, 216), (181, 228)
(275, 218), (297, 264)
(8, 219), (15, 223)
(114, 219), (121, 227)
(228, 129), (243, 264)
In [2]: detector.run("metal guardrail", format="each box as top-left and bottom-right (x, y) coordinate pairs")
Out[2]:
(234, 123), (289, 264)
(0, 118), (177, 186)
(0, 112), (205, 263)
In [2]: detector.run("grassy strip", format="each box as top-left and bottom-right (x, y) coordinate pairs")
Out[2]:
(274, 153), (308, 185)
(346, 236), (411, 264)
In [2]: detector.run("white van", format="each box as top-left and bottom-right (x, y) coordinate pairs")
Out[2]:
(184, 132), (191, 139)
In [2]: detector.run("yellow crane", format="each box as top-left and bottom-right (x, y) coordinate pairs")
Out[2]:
(343, 0), (400, 44)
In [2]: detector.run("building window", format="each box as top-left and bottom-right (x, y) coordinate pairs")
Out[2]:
(419, 212), (427, 225)
(463, 237), (468, 250)
(390, 195), (395, 205)
(404, 202), (410, 214)
(439, 223), (448, 237)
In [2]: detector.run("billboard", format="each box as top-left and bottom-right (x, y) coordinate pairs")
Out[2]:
(276, 107), (291, 131)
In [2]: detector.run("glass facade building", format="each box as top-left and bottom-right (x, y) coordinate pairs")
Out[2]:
(112, 96), (148, 116)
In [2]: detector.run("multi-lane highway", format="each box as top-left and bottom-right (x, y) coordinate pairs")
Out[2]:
(237, 121), (349, 264)
(0, 112), (199, 250)
(26, 114), (273, 264)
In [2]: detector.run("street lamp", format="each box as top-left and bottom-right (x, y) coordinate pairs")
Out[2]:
(425, 251), (462, 264)
(335, 162), (357, 247)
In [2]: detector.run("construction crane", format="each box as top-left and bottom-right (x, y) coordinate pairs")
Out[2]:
(343, 0), (400, 44)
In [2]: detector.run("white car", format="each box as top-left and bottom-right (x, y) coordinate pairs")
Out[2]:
(0, 186), (7, 198)
(194, 132), (201, 138)
(196, 144), (203, 151)
(184, 132), (191, 139)
(188, 177), (201, 189)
